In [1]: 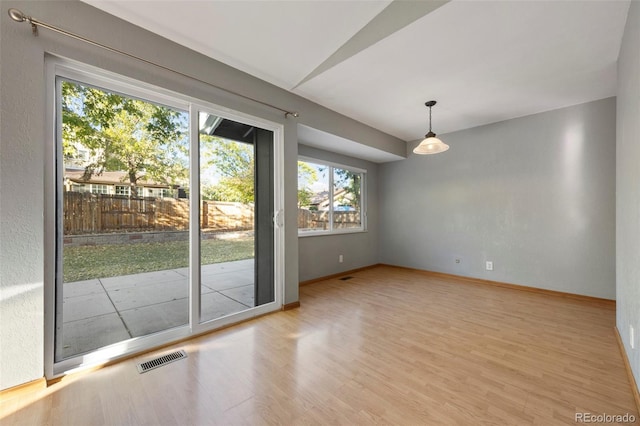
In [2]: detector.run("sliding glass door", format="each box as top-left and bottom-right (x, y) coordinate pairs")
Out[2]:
(55, 78), (191, 361)
(49, 58), (281, 374)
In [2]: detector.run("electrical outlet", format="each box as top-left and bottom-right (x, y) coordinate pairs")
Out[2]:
(485, 261), (493, 271)
(339, 254), (344, 263)
(631, 325), (635, 350)
(455, 259), (461, 264)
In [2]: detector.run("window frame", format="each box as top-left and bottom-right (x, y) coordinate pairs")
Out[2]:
(297, 156), (367, 237)
(115, 185), (131, 196)
(90, 184), (110, 195)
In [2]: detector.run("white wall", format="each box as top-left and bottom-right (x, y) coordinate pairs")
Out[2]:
(298, 145), (379, 282)
(379, 98), (616, 299)
(616, 0), (640, 393)
(0, 0), (403, 390)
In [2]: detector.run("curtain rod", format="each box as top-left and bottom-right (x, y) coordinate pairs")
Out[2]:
(7, 8), (300, 119)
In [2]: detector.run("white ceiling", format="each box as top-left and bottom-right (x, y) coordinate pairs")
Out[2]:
(84, 0), (630, 159)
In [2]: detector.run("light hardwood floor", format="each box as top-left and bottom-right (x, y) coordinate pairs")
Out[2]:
(1, 266), (638, 425)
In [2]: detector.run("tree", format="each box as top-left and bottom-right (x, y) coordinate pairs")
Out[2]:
(334, 168), (361, 210)
(297, 161), (318, 208)
(201, 145), (321, 207)
(62, 81), (188, 196)
(201, 136), (254, 203)
(297, 188), (314, 208)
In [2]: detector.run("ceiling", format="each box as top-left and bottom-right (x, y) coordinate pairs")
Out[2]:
(84, 0), (630, 160)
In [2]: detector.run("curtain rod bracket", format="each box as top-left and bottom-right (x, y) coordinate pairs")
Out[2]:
(8, 8), (300, 118)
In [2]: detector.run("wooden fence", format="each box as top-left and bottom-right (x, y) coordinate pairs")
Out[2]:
(63, 192), (254, 235)
(298, 209), (361, 230)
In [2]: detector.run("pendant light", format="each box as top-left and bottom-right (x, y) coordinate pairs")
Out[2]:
(413, 100), (449, 155)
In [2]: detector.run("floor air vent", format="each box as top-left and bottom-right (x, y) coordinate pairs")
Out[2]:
(137, 350), (187, 373)
(339, 276), (354, 281)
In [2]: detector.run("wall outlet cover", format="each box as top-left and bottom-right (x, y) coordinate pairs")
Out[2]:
(486, 261), (493, 271)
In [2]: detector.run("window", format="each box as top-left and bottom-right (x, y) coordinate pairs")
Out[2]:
(115, 185), (130, 196)
(297, 158), (365, 235)
(71, 183), (87, 193)
(90, 184), (110, 194)
(161, 188), (175, 198)
(144, 187), (174, 198)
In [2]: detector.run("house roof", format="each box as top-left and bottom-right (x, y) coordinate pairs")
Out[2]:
(64, 170), (170, 188)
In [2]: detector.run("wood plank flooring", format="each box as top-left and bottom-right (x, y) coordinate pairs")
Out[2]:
(1, 266), (638, 425)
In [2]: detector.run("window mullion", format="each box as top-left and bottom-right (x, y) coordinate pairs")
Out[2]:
(188, 105), (201, 329)
(328, 166), (334, 232)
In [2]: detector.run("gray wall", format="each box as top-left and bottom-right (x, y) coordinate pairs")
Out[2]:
(379, 98), (616, 300)
(298, 145), (379, 282)
(616, 0), (640, 393)
(0, 0), (403, 390)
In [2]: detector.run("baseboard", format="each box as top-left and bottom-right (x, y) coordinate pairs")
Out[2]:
(299, 264), (381, 286)
(615, 327), (640, 414)
(0, 377), (47, 400)
(282, 301), (301, 311)
(380, 264), (616, 307)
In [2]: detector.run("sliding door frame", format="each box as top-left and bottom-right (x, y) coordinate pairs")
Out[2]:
(44, 56), (284, 379)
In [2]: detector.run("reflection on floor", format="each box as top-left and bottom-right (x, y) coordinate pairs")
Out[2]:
(60, 259), (254, 359)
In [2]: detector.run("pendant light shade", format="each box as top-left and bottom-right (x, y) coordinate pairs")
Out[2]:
(413, 101), (449, 155)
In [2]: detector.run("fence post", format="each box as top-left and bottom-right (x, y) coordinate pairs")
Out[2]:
(202, 201), (208, 228)
(97, 194), (103, 232)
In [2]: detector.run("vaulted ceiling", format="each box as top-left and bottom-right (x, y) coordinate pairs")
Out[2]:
(84, 0), (630, 146)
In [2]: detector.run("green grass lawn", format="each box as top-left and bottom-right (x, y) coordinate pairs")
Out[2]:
(64, 237), (254, 282)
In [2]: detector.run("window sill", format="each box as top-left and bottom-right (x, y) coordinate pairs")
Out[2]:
(298, 228), (367, 238)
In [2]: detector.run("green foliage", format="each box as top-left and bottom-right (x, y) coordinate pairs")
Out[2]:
(297, 188), (314, 208)
(334, 168), (361, 209)
(201, 136), (255, 203)
(297, 161), (318, 208)
(61, 81), (188, 196)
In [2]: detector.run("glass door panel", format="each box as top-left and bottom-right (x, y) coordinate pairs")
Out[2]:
(56, 78), (190, 361)
(198, 112), (273, 323)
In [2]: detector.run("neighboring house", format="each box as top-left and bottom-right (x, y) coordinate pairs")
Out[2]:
(64, 144), (183, 198)
(64, 169), (179, 198)
(311, 188), (355, 211)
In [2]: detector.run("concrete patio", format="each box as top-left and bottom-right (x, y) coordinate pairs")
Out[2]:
(60, 259), (254, 359)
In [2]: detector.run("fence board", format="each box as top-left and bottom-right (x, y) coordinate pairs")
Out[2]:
(64, 194), (361, 235)
(297, 209), (361, 231)
(63, 192), (254, 235)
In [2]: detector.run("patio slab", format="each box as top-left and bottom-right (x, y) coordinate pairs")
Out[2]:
(62, 292), (116, 323)
(59, 260), (256, 358)
(63, 279), (104, 298)
(202, 271), (254, 291)
(60, 312), (130, 359)
(108, 279), (190, 311)
(101, 269), (186, 290)
(201, 292), (250, 323)
(202, 259), (253, 273)
(120, 298), (189, 337)
(219, 284), (255, 308)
